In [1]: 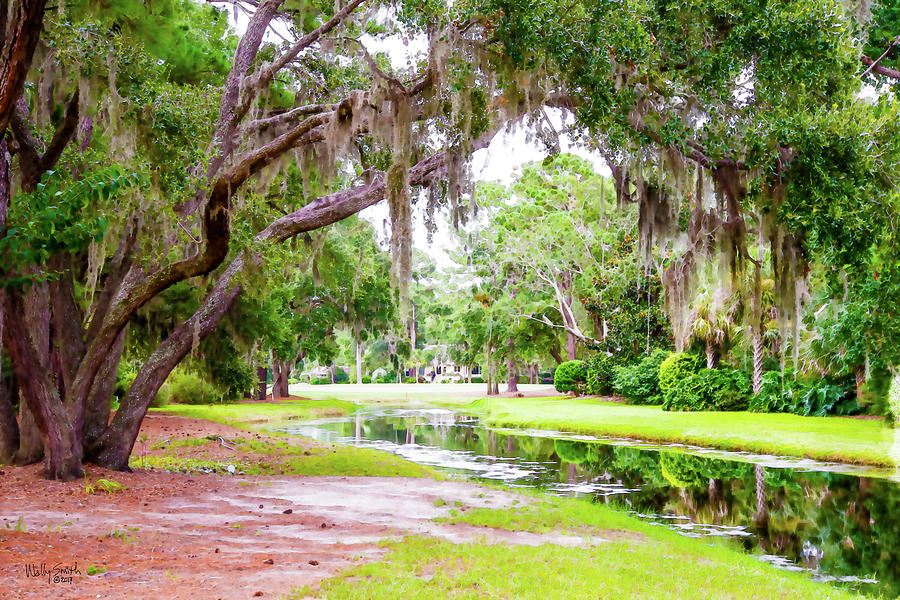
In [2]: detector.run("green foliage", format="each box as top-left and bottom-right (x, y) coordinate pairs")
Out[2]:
(890, 375), (900, 426)
(662, 368), (751, 412)
(0, 168), (142, 287)
(554, 360), (587, 395)
(154, 370), (228, 406)
(84, 477), (125, 495)
(658, 353), (703, 397)
(311, 378), (331, 385)
(749, 372), (860, 417)
(614, 349), (670, 405)
(333, 370), (350, 384)
(584, 354), (618, 396)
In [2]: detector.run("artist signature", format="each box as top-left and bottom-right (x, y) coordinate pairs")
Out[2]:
(24, 561), (81, 584)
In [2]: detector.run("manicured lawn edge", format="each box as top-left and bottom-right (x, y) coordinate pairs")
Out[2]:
(469, 396), (899, 468)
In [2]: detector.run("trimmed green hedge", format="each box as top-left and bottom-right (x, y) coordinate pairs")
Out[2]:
(658, 352), (703, 397)
(554, 360), (587, 394)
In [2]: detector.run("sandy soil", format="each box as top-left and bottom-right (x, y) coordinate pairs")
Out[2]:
(0, 414), (609, 599)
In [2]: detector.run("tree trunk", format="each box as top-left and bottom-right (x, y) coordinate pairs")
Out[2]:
(548, 347), (564, 365)
(855, 364), (866, 404)
(705, 341), (719, 369)
(15, 397), (43, 465)
(0, 382), (17, 464)
(752, 331), (764, 396)
(485, 340), (493, 395)
(81, 328), (125, 449)
(409, 301), (416, 350)
(0, 293), (19, 464)
(256, 366), (267, 400)
(506, 338), (518, 393)
(4, 291), (82, 480)
(0, 1), (48, 134)
(355, 335), (363, 384)
(86, 285), (241, 470)
(566, 331), (576, 361)
(272, 355), (290, 398)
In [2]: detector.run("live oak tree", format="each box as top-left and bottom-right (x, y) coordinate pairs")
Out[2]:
(0, 0), (563, 479)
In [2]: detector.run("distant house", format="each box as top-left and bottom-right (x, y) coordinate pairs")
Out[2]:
(309, 365), (350, 379)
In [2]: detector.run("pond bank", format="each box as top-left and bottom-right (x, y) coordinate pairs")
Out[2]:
(470, 395), (899, 468)
(0, 405), (869, 599)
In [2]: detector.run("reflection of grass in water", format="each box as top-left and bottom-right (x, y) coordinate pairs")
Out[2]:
(473, 396), (897, 468)
(288, 532), (858, 600)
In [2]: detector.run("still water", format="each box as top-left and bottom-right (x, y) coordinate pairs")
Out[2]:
(279, 407), (900, 597)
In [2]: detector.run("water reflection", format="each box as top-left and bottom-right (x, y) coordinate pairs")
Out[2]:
(279, 408), (897, 597)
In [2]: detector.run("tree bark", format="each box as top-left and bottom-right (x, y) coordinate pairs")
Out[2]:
(752, 331), (764, 396)
(86, 285), (241, 470)
(272, 355), (290, 398)
(355, 335), (363, 384)
(256, 366), (267, 401)
(855, 364), (866, 404)
(0, 0), (47, 134)
(549, 346), (564, 365)
(506, 337), (518, 393)
(81, 328), (125, 449)
(485, 340), (493, 395)
(0, 304), (18, 462)
(705, 341), (720, 369)
(0, 137), (17, 463)
(4, 291), (83, 480)
(14, 394), (42, 465)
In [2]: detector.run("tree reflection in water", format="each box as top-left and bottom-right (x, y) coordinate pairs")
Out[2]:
(299, 412), (897, 596)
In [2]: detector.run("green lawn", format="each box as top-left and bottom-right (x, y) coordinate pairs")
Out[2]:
(471, 396), (899, 467)
(145, 399), (438, 478)
(150, 397), (356, 428)
(291, 495), (862, 600)
(287, 382), (555, 406)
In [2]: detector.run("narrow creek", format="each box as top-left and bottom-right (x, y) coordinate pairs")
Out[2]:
(278, 406), (900, 598)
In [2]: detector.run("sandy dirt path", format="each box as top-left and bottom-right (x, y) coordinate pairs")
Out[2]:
(0, 415), (607, 600)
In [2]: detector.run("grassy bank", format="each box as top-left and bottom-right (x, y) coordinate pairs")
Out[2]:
(150, 396), (356, 428)
(471, 396), (898, 467)
(287, 382), (556, 407)
(143, 399), (438, 478)
(291, 495), (862, 600)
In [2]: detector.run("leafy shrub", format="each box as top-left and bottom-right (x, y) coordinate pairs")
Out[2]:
(554, 360), (587, 394)
(310, 377), (331, 385)
(114, 363), (137, 399)
(658, 352), (703, 396)
(584, 354), (618, 396)
(614, 349), (671, 404)
(749, 371), (860, 416)
(890, 374), (900, 424)
(662, 367), (751, 411)
(361, 376), (372, 384)
(333, 370), (350, 384)
(166, 370), (221, 404)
